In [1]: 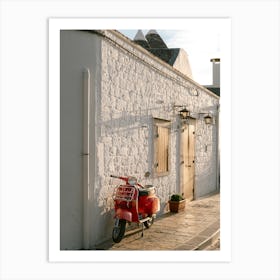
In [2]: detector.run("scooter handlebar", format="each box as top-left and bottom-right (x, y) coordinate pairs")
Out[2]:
(110, 175), (144, 188)
(110, 175), (129, 182)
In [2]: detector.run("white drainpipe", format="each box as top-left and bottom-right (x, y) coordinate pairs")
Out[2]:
(83, 68), (90, 249)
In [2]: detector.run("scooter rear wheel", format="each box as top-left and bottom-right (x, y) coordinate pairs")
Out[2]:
(112, 219), (126, 243)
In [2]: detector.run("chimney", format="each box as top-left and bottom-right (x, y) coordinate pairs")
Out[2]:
(210, 58), (220, 87)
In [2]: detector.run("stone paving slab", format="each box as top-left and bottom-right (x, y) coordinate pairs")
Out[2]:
(95, 193), (220, 250)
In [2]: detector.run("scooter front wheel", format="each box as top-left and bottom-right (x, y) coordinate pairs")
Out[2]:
(112, 219), (126, 243)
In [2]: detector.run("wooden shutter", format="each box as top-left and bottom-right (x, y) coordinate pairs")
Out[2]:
(154, 120), (170, 174)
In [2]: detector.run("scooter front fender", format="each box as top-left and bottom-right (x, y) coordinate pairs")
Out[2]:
(115, 208), (132, 222)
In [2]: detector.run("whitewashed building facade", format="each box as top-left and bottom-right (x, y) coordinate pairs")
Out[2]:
(60, 29), (220, 249)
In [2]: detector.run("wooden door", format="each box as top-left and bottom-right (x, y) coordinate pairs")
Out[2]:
(180, 121), (195, 201)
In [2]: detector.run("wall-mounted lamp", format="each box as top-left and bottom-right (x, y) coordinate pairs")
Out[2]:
(204, 114), (213, 125)
(197, 112), (214, 125)
(179, 108), (190, 119)
(173, 105), (191, 119)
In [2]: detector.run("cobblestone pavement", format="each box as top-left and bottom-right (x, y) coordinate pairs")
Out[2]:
(95, 193), (220, 250)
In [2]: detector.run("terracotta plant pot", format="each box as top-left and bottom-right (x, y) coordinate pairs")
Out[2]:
(168, 199), (186, 213)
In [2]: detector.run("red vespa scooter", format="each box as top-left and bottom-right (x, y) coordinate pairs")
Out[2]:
(110, 175), (160, 243)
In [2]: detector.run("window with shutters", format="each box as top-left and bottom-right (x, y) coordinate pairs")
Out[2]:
(153, 119), (170, 175)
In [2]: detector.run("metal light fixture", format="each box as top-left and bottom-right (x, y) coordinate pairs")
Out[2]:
(179, 108), (190, 119)
(204, 114), (212, 125)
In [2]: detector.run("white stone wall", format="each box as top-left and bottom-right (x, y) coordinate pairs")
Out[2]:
(60, 30), (219, 248)
(92, 30), (219, 245)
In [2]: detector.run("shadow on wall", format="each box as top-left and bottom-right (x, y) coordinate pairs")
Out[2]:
(98, 106), (167, 133)
(92, 205), (111, 245)
(195, 144), (219, 199)
(194, 119), (219, 199)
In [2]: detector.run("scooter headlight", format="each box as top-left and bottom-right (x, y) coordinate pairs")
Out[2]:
(128, 176), (137, 186)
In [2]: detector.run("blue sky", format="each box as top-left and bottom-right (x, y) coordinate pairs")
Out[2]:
(119, 22), (224, 85)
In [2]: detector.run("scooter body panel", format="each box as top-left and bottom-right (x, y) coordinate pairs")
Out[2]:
(115, 208), (133, 222)
(138, 195), (160, 215)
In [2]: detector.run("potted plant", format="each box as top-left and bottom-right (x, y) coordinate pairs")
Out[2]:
(168, 193), (186, 213)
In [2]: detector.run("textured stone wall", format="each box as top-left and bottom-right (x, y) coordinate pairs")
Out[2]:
(92, 30), (219, 244)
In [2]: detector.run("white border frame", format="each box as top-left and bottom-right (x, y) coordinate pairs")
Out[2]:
(49, 18), (232, 262)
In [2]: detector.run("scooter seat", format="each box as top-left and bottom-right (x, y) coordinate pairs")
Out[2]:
(139, 185), (155, 196)
(139, 189), (149, 196)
